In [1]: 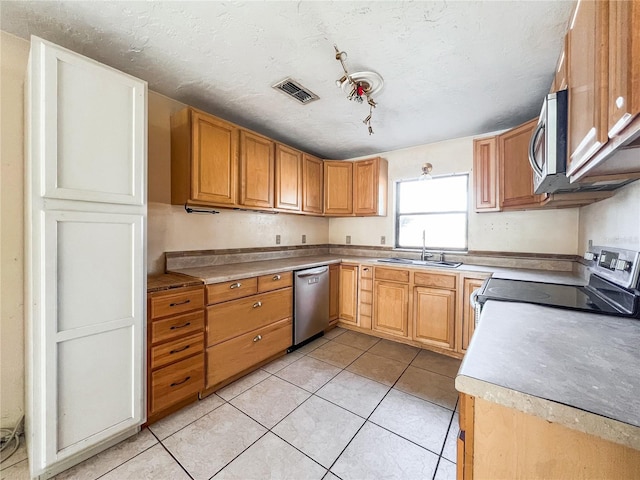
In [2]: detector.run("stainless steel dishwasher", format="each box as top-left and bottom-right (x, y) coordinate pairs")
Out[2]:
(292, 265), (329, 348)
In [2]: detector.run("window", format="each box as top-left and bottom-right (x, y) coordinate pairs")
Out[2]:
(395, 174), (468, 250)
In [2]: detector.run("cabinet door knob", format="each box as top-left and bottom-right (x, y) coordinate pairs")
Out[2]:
(169, 299), (190, 307)
(230, 282), (241, 289)
(363, 268), (369, 271)
(253, 301), (262, 308)
(272, 274), (281, 281)
(170, 376), (191, 387)
(253, 335), (262, 342)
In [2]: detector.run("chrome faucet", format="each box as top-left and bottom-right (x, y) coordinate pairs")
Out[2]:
(437, 252), (445, 262)
(421, 230), (432, 261)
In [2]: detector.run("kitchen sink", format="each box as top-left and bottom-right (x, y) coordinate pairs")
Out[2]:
(377, 258), (462, 268)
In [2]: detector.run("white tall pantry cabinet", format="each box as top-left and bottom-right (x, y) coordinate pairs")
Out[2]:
(24, 37), (147, 478)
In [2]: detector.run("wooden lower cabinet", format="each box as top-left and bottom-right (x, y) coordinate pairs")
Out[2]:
(373, 279), (409, 338)
(413, 286), (455, 350)
(328, 264), (339, 326)
(146, 284), (206, 423)
(460, 277), (485, 353)
(358, 266), (373, 329)
(459, 394), (640, 479)
(206, 318), (292, 387)
(204, 272), (293, 391)
(338, 264), (359, 325)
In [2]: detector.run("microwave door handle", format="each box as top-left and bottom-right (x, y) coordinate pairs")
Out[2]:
(528, 121), (545, 177)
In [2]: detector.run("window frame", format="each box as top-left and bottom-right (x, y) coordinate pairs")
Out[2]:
(394, 173), (469, 252)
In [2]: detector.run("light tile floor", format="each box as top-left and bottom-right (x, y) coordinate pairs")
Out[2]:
(2, 328), (462, 480)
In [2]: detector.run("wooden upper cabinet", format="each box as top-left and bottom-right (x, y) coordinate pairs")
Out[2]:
(353, 157), (388, 216)
(275, 144), (302, 211)
(552, 35), (568, 92)
(302, 154), (324, 214)
(607, 0), (640, 138)
(171, 108), (238, 206)
(473, 137), (500, 211)
(239, 130), (274, 208)
(499, 118), (544, 209)
(324, 160), (353, 215)
(566, 0), (609, 176)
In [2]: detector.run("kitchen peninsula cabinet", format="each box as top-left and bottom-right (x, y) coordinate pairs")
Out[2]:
(205, 272), (292, 392)
(373, 267), (410, 339)
(171, 108), (239, 207)
(239, 130), (275, 209)
(275, 144), (303, 211)
(338, 264), (359, 325)
(302, 154), (324, 214)
(147, 285), (205, 423)
(413, 272), (456, 351)
(458, 394), (640, 479)
(324, 160), (353, 215)
(353, 157), (388, 216)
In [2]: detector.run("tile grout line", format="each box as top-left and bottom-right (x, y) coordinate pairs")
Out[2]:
(431, 397), (460, 480)
(151, 429), (195, 480)
(150, 395), (227, 442)
(91, 433), (164, 480)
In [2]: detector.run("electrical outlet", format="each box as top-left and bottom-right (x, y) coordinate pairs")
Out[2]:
(276, 234), (281, 245)
(302, 234), (306, 244)
(346, 235), (351, 245)
(381, 236), (386, 245)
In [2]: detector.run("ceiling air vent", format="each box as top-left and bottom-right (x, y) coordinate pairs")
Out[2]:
(272, 78), (319, 105)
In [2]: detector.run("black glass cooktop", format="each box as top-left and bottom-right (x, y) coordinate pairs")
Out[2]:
(477, 276), (640, 317)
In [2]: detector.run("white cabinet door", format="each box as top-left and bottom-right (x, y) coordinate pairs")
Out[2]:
(29, 36), (146, 206)
(26, 36), (147, 478)
(43, 211), (145, 460)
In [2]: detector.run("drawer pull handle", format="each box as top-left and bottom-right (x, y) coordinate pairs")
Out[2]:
(169, 299), (190, 307)
(170, 322), (191, 330)
(170, 345), (190, 354)
(230, 282), (242, 289)
(253, 301), (262, 308)
(363, 267), (369, 271)
(170, 376), (191, 387)
(272, 274), (281, 281)
(253, 335), (262, 342)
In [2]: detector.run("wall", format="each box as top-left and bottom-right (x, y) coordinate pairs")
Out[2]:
(578, 180), (640, 253)
(329, 137), (580, 255)
(1, 31), (29, 428)
(146, 92), (330, 274)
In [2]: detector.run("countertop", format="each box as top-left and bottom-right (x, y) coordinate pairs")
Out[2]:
(169, 255), (585, 285)
(456, 300), (640, 449)
(147, 272), (204, 293)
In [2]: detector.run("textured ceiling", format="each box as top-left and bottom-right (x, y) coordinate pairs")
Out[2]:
(1, 1), (574, 159)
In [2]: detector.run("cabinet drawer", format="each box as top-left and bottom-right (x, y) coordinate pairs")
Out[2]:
(206, 277), (258, 304)
(375, 267), (410, 282)
(361, 266), (373, 279)
(150, 286), (204, 319)
(151, 310), (204, 345)
(414, 272), (457, 290)
(207, 288), (292, 346)
(206, 318), (292, 388)
(258, 271), (292, 292)
(151, 332), (204, 370)
(150, 353), (204, 415)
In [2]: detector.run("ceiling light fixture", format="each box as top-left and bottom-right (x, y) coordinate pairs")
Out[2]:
(420, 163), (433, 180)
(334, 45), (383, 135)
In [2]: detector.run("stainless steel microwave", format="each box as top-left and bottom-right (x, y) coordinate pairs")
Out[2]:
(528, 89), (634, 194)
(528, 89), (569, 194)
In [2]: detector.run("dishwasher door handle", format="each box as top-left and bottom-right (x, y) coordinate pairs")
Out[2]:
(296, 267), (328, 277)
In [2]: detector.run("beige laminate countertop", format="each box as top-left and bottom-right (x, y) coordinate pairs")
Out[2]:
(456, 300), (640, 450)
(169, 255), (585, 285)
(147, 272), (204, 293)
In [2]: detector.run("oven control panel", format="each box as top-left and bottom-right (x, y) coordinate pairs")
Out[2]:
(585, 246), (640, 290)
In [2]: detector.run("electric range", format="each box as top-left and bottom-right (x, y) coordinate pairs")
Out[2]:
(475, 246), (640, 319)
